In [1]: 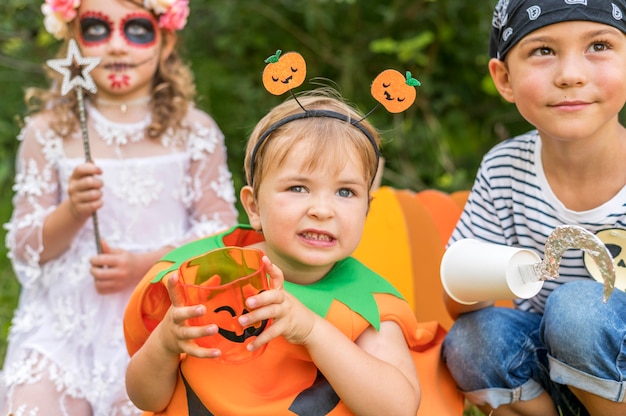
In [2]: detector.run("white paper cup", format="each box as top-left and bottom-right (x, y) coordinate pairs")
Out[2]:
(440, 239), (544, 305)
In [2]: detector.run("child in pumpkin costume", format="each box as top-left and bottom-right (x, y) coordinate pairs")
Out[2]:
(123, 82), (449, 414)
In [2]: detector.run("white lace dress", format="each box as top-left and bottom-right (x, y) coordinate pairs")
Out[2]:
(0, 103), (238, 416)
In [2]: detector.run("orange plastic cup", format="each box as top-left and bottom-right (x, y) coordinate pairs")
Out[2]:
(178, 247), (270, 363)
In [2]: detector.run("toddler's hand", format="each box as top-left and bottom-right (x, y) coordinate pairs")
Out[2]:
(238, 256), (318, 351)
(156, 273), (222, 359)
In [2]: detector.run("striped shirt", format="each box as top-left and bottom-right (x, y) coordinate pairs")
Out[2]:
(449, 130), (626, 314)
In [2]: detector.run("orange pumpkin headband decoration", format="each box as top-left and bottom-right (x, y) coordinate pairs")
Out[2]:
(250, 49), (421, 186)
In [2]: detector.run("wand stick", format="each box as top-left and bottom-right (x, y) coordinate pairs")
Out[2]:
(76, 87), (103, 254)
(47, 39), (103, 254)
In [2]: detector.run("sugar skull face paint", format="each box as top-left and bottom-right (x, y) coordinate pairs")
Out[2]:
(79, 12), (157, 47)
(108, 73), (130, 88)
(76, 0), (165, 99)
(79, 12), (112, 45)
(121, 13), (157, 46)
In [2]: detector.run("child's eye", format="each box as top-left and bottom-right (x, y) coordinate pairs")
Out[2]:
(589, 41), (610, 52)
(337, 188), (354, 198)
(80, 17), (111, 44)
(531, 46), (553, 56)
(289, 185), (306, 193)
(123, 17), (156, 45)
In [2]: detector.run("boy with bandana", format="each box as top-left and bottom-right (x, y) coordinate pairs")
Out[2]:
(442, 1), (626, 415)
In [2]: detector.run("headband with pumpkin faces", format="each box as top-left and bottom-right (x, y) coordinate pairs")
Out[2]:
(250, 49), (421, 187)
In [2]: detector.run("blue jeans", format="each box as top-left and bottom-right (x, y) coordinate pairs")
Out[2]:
(441, 280), (626, 416)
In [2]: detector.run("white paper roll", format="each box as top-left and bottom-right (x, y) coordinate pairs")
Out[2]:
(440, 239), (544, 305)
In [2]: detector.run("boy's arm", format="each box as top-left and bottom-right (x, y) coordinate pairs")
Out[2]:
(444, 292), (494, 320)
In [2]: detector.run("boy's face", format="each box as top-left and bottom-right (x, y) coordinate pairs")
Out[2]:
(243, 140), (370, 283)
(76, 0), (164, 101)
(491, 20), (626, 143)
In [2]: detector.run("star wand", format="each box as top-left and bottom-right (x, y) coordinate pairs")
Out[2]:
(47, 39), (103, 254)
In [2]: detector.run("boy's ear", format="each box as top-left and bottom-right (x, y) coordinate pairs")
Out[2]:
(488, 58), (515, 103)
(240, 186), (262, 231)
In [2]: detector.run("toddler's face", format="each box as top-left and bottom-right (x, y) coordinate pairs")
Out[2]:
(251, 139), (370, 283)
(77, 0), (162, 100)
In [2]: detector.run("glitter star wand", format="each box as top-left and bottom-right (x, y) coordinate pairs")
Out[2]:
(47, 39), (103, 254)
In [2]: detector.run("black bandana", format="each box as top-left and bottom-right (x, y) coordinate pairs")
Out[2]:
(489, 0), (626, 59)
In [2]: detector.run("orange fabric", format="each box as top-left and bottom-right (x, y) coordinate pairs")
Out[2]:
(354, 187), (464, 415)
(352, 186), (415, 309)
(124, 260), (172, 355)
(450, 189), (471, 211)
(394, 190), (455, 331)
(413, 325), (464, 416)
(125, 259), (441, 415)
(415, 189), (464, 247)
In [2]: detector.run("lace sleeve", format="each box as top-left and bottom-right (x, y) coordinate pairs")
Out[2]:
(174, 108), (238, 245)
(5, 114), (63, 286)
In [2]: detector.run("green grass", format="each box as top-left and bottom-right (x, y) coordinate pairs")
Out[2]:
(464, 406), (485, 416)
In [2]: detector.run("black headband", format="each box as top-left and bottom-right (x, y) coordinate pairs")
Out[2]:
(489, 0), (626, 60)
(248, 109), (380, 187)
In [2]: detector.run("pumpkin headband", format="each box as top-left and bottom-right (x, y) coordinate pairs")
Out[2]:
(41, 0), (190, 40)
(250, 49), (421, 187)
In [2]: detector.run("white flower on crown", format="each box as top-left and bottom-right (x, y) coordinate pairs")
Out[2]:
(143, 0), (176, 15)
(41, 0), (80, 39)
(42, 10), (68, 39)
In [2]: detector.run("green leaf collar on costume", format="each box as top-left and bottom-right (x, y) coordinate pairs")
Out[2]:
(149, 225), (404, 330)
(285, 258), (403, 331)
(149, 225), (245, 283)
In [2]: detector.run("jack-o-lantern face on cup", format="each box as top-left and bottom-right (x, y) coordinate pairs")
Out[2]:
(178, 247), (271, 363)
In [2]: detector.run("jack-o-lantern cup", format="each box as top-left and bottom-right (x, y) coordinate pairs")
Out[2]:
(178, 247), (270, 363)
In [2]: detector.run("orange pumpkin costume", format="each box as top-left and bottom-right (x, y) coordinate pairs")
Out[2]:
(124, 226), (444, 415)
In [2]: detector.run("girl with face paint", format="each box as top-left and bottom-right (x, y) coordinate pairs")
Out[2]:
(0, 1), (238, 415)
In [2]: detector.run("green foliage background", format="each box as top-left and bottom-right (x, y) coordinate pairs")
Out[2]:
(0, 0), (530, 400)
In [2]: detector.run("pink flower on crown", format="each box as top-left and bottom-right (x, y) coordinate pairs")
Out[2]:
(41, 0), (80, 39)
(155, 0), (189, 31)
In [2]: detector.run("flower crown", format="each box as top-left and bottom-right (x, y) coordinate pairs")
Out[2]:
(42, 0), (190, 40)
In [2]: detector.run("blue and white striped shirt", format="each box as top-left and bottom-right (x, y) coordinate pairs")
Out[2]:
(449, 130), (626, 313)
